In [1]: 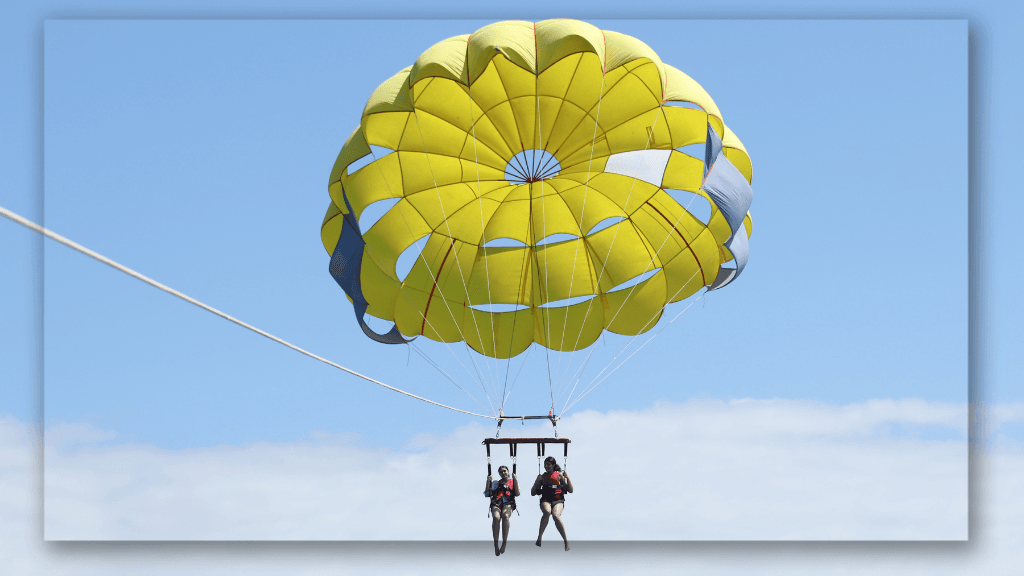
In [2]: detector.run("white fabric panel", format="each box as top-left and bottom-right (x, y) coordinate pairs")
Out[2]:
(604, 149), (673, 187)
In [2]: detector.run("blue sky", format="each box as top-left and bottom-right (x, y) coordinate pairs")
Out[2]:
(1, 0), (1023, 568)
(34, 19), (967, 451)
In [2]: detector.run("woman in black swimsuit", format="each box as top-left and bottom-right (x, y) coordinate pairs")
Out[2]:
(531, 456), (573, 551)
(484, 465), (519, 556)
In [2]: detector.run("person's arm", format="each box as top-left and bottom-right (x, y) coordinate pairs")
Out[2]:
(531, 474), (543, 496)
(484, 476), (493, 497)
(561, 471), (574, 494)
(512, 474), (521, 497)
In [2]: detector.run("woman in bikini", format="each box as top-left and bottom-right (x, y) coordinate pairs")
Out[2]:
(531, 456), (573, 551)
(484, 464), (519, 556)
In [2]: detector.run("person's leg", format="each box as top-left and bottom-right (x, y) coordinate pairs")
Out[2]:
(491, 507), (501, 555)
(499, 505), (511, 554)
(536, 501), (552, 546)
(550, 502), (569, 551)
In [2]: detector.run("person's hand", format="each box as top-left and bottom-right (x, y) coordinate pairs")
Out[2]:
(487, 475), (493, 481)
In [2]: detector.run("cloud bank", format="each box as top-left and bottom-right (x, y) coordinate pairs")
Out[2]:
(38, 398), (968, 541)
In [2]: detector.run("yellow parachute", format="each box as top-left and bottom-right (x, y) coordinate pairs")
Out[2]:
(321, 19), (753, 360)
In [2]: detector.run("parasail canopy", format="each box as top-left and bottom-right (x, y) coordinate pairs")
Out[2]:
(321, 19), (753, 363)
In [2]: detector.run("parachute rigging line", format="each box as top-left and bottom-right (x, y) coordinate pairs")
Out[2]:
(0, 204), (496, 420)
(557, 89), (663, 406)
(362, 147), (498, 411)
(411, 107), (503, 400)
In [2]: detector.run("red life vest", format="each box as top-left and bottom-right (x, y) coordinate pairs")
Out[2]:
(490, 478), (516, 508)
(540, 471), (564, 501)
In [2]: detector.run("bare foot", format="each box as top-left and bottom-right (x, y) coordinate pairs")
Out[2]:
(499, 542), (506, 554)
(564, 541), (570, 551)
(535, 538), (542, 547)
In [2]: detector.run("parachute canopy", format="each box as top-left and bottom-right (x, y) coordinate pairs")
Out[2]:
(322, 19), (753, 360)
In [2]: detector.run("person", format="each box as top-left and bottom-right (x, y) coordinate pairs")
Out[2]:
(484, 465), (519, 556)
(531, 456), (573, 551)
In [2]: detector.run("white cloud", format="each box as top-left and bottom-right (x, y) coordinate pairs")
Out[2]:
(5, 401), (1024, 574)
(39, 399), (968, 541)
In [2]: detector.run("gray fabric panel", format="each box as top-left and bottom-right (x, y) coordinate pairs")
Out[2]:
(708, 222), (749, 291)
(329, 190), (408, 345)
(702, 152), (753, 236)
(604, 149), (672, 187)
(704, 124), (722, 179)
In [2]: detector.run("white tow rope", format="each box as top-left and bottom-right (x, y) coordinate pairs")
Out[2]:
(1, 204), (495, 420)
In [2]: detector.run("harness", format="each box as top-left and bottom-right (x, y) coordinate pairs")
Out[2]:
(490, 478), (517, 511)
(540, 471), (564, 502)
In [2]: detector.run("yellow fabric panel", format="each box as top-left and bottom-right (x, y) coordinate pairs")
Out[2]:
(603, 107), (670, 154)
(531, 191), (583, 240)
(724, 147), (752, 185)
(394, 288), (465, 342)
(603, 271), (666, 335)
(535, 19), (605, 74)
(628, 200), (694, 267)
(532, 238), (598, 304)
(558, 154), (607, 176)
(664, 106), (708, 148)
(362, 111), (410, 150)
(337, 152), (403, 218)
(662, 151), (704, 192)
(646, 189), (707, 240)
(664, 228), (720, 302)
(558, 137), (611, 172)
(508, 97), (539, 151)
(405, 183), (479, 231)
(603, 32), (665, 98)
(409, 34), (471, 85)
(534, 299), (604, 351)
(479, 100), (525, 157)
(400, 233), (455, 293)
(321, 200), (344, 255)
(480, 182), (520, 201)
(360, 256), (401, 322)
(536, 95), (567, 150)
(722, 124), (748, 155)
(493, 56), (537, 101)
(577, 172), (660, 215)
(362, 199), (431, 279)
(743, 212), (753, 237)
(538, 52), (582, 99)
(704, 208), (733, 246)
(482, 197), (531, 244)
(398, 110), (468, 157)
(467, 20), (536, 83)
(586, 220), (658, 291)
(436, 196), (502, 245)
(465, 245), (533, 306)
(464, 307), (534, 358)
(460, 132), (509, 171)
(556, 182), (628, 234)
(589, 71), (661, 140)
(363, 66), (415, 116)
(461, 158), (506, 182)
(432, 239), (477, 304)
(412, 78), (475, 134)
(469, 62), (512, 114)
(540, 100), (591, 156)
(663, 64), (721, 125)
(560, 52), (611, 124)
(328, 182), (345, 212)
(330, 127), (370, 184)
(398, 151), (464, 195)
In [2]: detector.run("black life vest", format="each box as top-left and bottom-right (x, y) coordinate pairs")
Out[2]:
(540, 471), (565, 501)
(490, 478), (516, 509)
